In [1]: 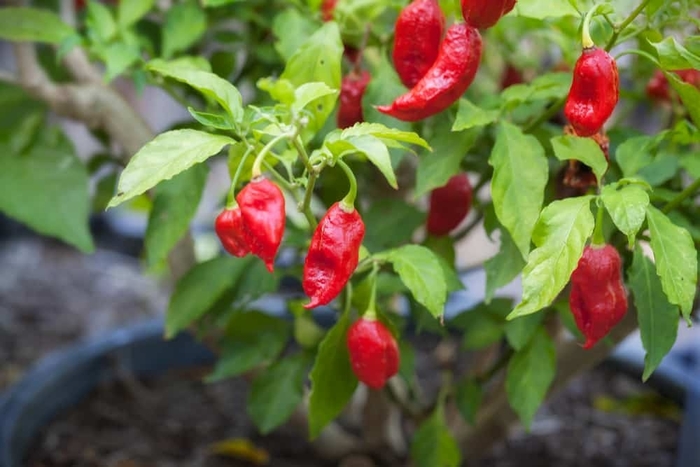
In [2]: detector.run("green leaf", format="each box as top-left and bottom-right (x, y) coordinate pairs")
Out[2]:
(379, 245), (447, 319)
(118, 0), (155, 28)
(649, 37), (700, 71)
(667, 72), (700, 129)
(514, 1), (577, 19)
(309, 308), (358, 439)
(344, 134), (397, 189)
(247, 353), (311, 435)
(0, 127), (93, 253)
(293, 82), (339, 113)
(455, 379), (482, 425)
(362, 52), (411, 131)
(165, 256), (252, 338)
(0, 7), (75, 44)
(340, 123), (430, 150)
(646, 206), (697, 323)
(362, 199), (424, 252)
(500, 73), (571, 108)
(628, 247), (679, 381)
(551, 135), (608, 184)
(484, 228), (525, 303)
(509, 196), (595, 320)
(161, 1), (207, 59)
(505, 313), (544, 351)
(615, 136), (654, 178)
(188, 108), (236, 130)
(272, 8), (319, 62)
(144, 164), (208, 267)
(108, 129), (233, 208)
(148, 59), (244, 124)
(506, 329), (556, 429)
(86, 1), (117, 42)
(452, 99), (500, 131)
(489, 121), (548, 259)
(459, 310), (504, 350)
(411, 406), (461, 467)
(100, 42), (141, 81)
(601, 183), (649, 247)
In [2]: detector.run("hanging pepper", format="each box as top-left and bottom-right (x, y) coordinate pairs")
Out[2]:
(236, 178), (286, 273)
(393, 0), (445, 89)
(215, 206), (250, 258)
(321, 0), (337, 21)
(337, 70), (371, 129)
(647, 69), (700, 101)
(377, 22), (482, 122)
(427, 173), (473, 236)
(461, 0), (517, 29)
(569, 244), (628, 349)
(303, 202), (365, 308)
(347, 317), (400, 390)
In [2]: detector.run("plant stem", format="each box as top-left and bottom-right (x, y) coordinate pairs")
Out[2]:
(300, 162), (323, 230)
(251, 132), (290, 178)
(592, 201), (606, 245)
(662, 176), (700, 214)
(338, 159), (359, 208)
(582, 8), (596, 48)
(226, 145), (254, 207)
(605, 0), (652, 51)
(524, 96), (566, 133)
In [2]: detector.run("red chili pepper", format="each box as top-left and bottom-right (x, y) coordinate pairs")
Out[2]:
(347, 317), (400, 390)
(427, 174), (472, 236)
(303, 202), (365, 309)
(564, 46), (619, 137)
(569, 244), (628, 349)
(236, 178), (286, 273)
(215, 206), (250, 258)
(321, 0), (337, 22)
(647, 69), (700, 101)
(337, 70), (371, 129)
(500, 64), (524, 90)
(377, 23), (482, 122)
(392, 0), (445, 89)
(461, 0), (516, 29)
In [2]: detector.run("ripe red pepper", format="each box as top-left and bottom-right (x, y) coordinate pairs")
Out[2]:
(215, 206), (250, 258)
(392, 0), (445, 89)
(303, 202), (365, 308)
(377, 23), (482, 122)
(564, 46), (619, 137)
(461, 0), (517, 29)
(337, 70), (371, 129)
(569, 244), (628, 349)
(427, 173), (472, 236)
(500, 64), (524, 90)
(347, 317), (400, 390)
(236, 178), (286, 272)
(321, 0), (337, 22)
(647, 69), (700, 101)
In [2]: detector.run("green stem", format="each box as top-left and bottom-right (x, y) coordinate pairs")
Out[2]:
(251, 132), (290, 178)
(300, 162), (325, 231)
(662, 177), (700, 214)
(524, 95), (567, 133)
(592, 201), (606, 246)
(292, 136), (314, 174)
(337, 159), (358, 209)
(605, 0), (652, 51)
(226, 145), (254, 208)
(614, 48), (659, 65)
(364, 263), (380, 320)
(582, 8), (596, 48)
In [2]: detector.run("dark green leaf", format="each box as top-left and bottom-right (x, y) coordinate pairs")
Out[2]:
(411, 406), (461, 467)
(456, 379), (482, 425)
(484, 228), (525, 303)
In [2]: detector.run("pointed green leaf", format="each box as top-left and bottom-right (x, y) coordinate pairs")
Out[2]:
(161, 1), (206, 59)
(345, 134), (397, 189)
(411, 406), (462, 467)
(455, 379), (483, 425)
(601, 183), (649, 247)
(118, 0), (155, 28)
(551, 135), (608, 184)
(0, 7), (75, 44)
(453, 98), (500, 131)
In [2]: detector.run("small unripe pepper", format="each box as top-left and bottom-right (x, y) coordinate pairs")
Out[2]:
(236, 178), (286, 272)
(393, 0), (445, 89)
(564, 46), (619, 137)
(347, 317), (400, 390)
(377, 23), (482, 122)
(215, 206), (250, 258)
(569, 244), (628, 349)
(337, 70), (371, 129)
(427, 173), (472, 236)
(303, 202), (365, 308)
(461, 0), (516, 29)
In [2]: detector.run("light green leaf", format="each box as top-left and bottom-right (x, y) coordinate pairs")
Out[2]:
(272, 8), (319, 62)
(646, 206), (697, 323)
(509, 196), (595, 320)
(628, 247), (679, 381)
(118, 0), (155, 28)
(411, 406), (462, 467)
(505, 313), (544, 351)
(452, 99), (500, 131)
(345, 134), (397, 189)
(161, 1), (207, 59)
(0, 7), (75, 44)
(108, 129), (233, 208)
(188, 108), (236, 130)
(309, 308), (358, 439)
(145, 164), (208, 267)
(615, 136), (654, 178)
(489, 121), (548, 259)
(551, 135), (608, 184)
(649, 37), (700, 71)
(601, 183), (649, 247)
(506, 329), (556, 429)
(513, 0), (577, 19)
(340, 123), (429, 150)
(293, 82), (339, 113)
(100, 42), (141, 81)
(86, 1), (117, 42)
(667, 72), (700, 129)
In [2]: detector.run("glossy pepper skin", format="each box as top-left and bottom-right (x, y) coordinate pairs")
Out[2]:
(337, 70), (371, 129)
(347, 318), (400, 390)
(461, 0), (516, 29)
(303, 202), (365, 308)
(377, 23), (482, 122)
(564, 47), (619, 137)
(236, 178), (286, 273)
(393, 0), (445, 88)
(427, 174), (472, 236)
(215, 207), (250, 257)
(569, 244), (628, 349)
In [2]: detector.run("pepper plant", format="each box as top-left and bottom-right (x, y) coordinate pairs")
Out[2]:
(1, 0), (699, 464)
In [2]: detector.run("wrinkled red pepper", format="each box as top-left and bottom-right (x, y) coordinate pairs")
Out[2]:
(461, 0), (517, 29)
(337, 70), (371, 129)
(393, 0), (445, 89)
(303, 202), (365, 308)
(377, 23), (482, 122)
(569, 244), (628, 349)
(347, 317), (400, 389)
(427, 173), (473, 236)
(215, 206), (250, 258)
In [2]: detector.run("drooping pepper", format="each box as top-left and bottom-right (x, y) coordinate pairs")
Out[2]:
(569, 244), (628, 349)
(215, 206), (250, 258)
(236, 178), (286, 272)
(377, 22), (482, 122)
(337, 70), (371, 129)
(347, 317), (400, 390)
(303, 201), (365, 308)
(392, 0), (445, 89)
(647, 69), (700, 101)
(461, 0), (516, 29)
(427, 173), (473, 236)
